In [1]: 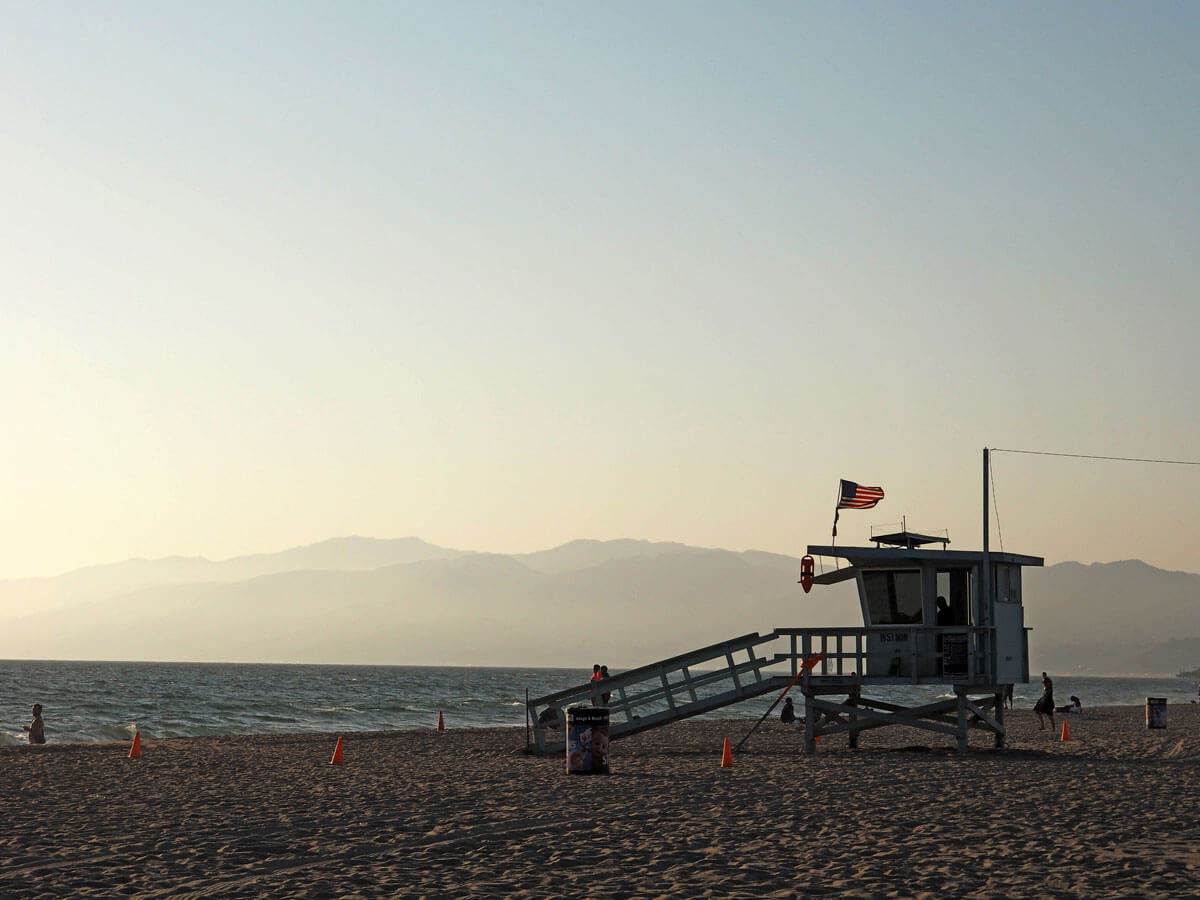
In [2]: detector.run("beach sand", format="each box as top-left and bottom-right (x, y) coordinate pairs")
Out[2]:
(3, 704), (1199, 897)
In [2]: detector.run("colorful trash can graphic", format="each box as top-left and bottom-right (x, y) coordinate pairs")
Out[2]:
(566, 706), (610, 774)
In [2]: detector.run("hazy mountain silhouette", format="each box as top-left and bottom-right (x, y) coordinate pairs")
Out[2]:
(0, 536), (463, 618)
(1023, 561), (1200, 675)
(513, 538), (705, 575)
(1, 538), (1196, 672)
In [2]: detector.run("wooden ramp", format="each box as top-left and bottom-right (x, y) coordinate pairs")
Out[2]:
(527, 626), (1015, 756)
(525, 632), (789, 755)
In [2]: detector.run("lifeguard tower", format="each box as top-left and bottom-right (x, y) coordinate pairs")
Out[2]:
(786, 524), (1042, 753)
(527, 456), (1042, 755)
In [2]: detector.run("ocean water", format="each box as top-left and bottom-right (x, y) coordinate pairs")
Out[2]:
(2, 660), (1197, 745)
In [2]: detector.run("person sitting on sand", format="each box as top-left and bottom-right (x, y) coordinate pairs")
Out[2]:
(1056, 695), (1082, 714)
(780, 697), (796, 725)
(1034, 672), (1055, 731)
(23, 703), (45, 744)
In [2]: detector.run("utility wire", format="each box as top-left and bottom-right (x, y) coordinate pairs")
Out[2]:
(989, 458), (1004, 553)
(990, 448), (1200, 466)
(986, 446), (1198, 550)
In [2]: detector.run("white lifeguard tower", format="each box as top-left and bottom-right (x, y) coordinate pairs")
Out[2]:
(527, 453), (1042, 756)
(789, 524), (1042, 753)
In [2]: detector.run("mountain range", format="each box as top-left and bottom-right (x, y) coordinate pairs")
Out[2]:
(1, 537), (1197, 674)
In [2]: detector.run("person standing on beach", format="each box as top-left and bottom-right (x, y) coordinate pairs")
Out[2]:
(590, 664), (602, 705)
(599, 665), (612, 706)
(1034, 672), (1055, 731)
(23, 703), (45, 744)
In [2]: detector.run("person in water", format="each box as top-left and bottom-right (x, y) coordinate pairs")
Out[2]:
(23, 703), (45, 744)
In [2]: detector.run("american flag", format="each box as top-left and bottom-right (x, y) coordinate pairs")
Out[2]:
(837, 479), (884, 510)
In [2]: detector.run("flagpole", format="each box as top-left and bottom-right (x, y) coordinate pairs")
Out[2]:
(831, 484), (840, 548)
(983, 448), (989, 558)
(982, 448), (992, 677)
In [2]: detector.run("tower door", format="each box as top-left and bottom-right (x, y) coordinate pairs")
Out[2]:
(994, 601), (1025, 683)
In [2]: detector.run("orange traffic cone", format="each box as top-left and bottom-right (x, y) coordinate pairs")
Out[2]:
(1060, 720), (1070, 742)
(128, 731), (142, 759)
(330, 736), (344, 765)
(720, 738), (733, 768)
(437, 711), (445, 733)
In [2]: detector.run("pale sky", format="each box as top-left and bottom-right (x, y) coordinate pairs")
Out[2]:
(2, 2), (1198, 579)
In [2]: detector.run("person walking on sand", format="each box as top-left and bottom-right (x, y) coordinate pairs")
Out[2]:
(1034, 672), (1055, 731)
(23, 703), (45, 744)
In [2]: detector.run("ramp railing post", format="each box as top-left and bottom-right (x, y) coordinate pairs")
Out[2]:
(726, 648), (742, 690)
(681, 666), (699, 703)
(659, 665), (676, 711)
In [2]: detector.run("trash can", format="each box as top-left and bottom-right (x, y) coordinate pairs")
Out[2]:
(566, 705), (610, 774)
(1146, 697), (1167, 729)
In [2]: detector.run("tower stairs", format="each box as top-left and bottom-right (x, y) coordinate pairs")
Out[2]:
(525, 632), (792, 755)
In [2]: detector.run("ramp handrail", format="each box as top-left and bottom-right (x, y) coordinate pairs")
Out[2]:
(526, 631), (788, 755)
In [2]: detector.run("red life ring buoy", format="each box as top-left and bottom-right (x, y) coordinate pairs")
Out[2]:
(800, 555), (815, 593)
